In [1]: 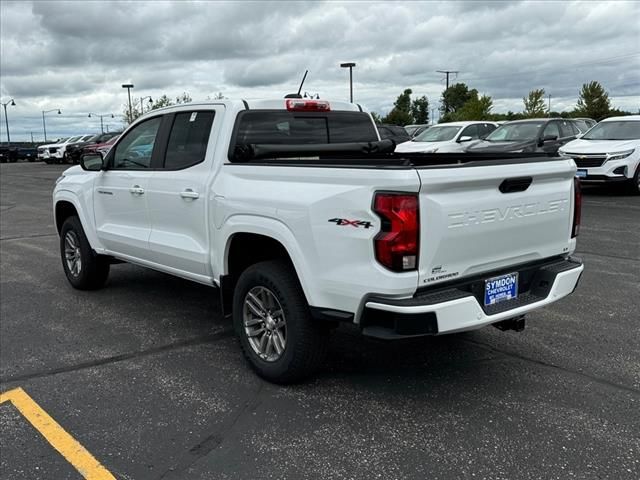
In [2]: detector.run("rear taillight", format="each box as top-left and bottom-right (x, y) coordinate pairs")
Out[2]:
(572, 177), (582, 238)
(373, 193), (419, 271)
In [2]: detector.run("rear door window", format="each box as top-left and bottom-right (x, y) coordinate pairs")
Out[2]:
(558, 120), (575, 138)
(542, 122), (561, 139)
(164, 111), (215, 169)
(460, 124), (479, 139)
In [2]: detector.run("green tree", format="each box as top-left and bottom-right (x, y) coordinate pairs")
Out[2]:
(574, 81), (611, 121)
(176, 92), (192, 104)
(122, 97), (144, 124)
(440, 83), (477, 121)
(410, 95), (429, 124)
(370, 112), (383, 124)
(384, 88), (414, 125)
(452, 94), (494, 121)
(152, 94), (173, 109)
(123, 91), (193, 124)
(523, 88), (547, 118)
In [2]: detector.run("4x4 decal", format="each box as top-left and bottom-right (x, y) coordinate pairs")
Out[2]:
(328, 218), (373, 229)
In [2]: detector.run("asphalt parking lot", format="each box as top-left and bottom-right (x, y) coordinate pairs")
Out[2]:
(1, 162), (639, 480)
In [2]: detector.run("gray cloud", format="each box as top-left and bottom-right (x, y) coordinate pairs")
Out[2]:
(1, 0), (639, 141)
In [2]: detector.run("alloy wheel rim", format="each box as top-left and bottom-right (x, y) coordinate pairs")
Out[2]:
(64, 231), (82, 277)
(243, 286), (286, 362)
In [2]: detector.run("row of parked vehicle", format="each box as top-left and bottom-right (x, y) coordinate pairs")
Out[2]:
(376, 116), (639, 193)
(36, 132), (121, 164)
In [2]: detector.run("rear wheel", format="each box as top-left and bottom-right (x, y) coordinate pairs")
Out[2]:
(233, 260), (328, 384)
(60, 216), (110, 290)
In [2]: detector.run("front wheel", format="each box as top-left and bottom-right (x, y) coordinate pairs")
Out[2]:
(630, 165), (640, 195)
(233, 260), (328, 384)
(60, 216), (110, 290)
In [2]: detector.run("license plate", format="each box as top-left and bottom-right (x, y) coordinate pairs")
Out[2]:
(484, 272), (518, 306)
(576, 169), (587, 178)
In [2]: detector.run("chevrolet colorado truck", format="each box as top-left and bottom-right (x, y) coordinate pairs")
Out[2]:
(53, 98), (584, 383)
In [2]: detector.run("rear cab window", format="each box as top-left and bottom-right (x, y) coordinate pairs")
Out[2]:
(229, 111), (378, 161)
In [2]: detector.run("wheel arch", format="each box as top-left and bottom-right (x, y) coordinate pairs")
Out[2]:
(53, 191), (102, 251)
(218, 218), (317, 315)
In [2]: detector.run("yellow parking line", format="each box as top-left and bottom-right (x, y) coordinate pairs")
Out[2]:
(0, 387), (116, 480)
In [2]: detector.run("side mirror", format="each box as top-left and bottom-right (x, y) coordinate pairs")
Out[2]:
(458, 135), (473, 143)
(80, 153), (104, 171)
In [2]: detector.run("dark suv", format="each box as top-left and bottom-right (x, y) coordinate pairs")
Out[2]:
(466, 118), (580, 155)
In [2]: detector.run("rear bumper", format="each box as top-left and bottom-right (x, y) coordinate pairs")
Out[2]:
(362, 256), (583, 339)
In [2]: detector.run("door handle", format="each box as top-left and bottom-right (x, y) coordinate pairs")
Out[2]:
(129, 185), (145, 195)
(180, 189), (200, 199)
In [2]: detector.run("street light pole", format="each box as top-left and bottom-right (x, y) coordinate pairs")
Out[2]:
(140, 96), (153, 115)
(88, 113), (115, 134)
(340, 62), (356, 103)
(1, 99), (16, 145)
(122, 83), (134, 123)
(41, 108), (61, 143)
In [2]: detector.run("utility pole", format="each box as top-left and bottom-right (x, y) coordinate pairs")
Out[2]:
(548, 94), (552, 115)
(436, 70), (458, 90)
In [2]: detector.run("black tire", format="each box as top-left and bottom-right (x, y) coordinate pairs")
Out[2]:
(60, 216), (110, 290)
(233, 260), (329, 384)
(630, 165), (640, 195)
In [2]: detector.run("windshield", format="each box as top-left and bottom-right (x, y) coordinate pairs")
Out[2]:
(582, 121), (640, 141)
(67, 136), (82, 143)
(55, 137), (69, 144)
(485, 122), (543, 142)
(413, 125), (461, 142)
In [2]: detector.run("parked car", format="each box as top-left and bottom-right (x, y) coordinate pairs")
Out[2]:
(53, 98), (583, 383)
(559, 115), (640, 194)
(0, 146), (18, 163)
(404, 124), (430, 138)
(68, 132), (121, 163)
(95, 135), (120, 156)
(376, 124), (411, 144)
(64, 134), (98, 164)
(38, 138), (69, 163)
(17, 146), (38, 162)
(395, 121), (498, 153)
(466, 118), (579, 155)
(41, 136), (87, 164)
(572, 118), (597, 134)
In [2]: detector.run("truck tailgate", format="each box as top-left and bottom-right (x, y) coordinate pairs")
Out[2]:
(416, 159), (576, 287)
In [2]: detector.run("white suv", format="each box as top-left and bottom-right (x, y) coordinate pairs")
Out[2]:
(559, 115), (640, 194)
(395, 121), (498, 153)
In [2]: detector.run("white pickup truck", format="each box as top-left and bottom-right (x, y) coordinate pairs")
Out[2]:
(53, 98), (584, 383)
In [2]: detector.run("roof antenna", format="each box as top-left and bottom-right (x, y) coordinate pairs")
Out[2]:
(284, 70), (308, 99)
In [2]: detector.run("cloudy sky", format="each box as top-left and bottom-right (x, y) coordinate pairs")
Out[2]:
(1, 0), (639, 142)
